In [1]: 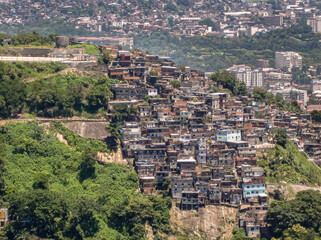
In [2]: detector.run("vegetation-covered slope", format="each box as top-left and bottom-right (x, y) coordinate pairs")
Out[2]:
(0, 122), (171, 239)
(134, 21), (321, 71)
(267, 190), (321, 239)
(0, 61), (116, 118)
(68, 44), (101, 54)
(258, 138), (321, 186)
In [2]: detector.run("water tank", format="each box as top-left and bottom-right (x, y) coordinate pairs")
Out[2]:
(55, 36), (69, 48)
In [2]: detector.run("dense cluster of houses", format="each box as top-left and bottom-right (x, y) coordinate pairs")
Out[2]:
(0, 0), (320, 37)
(106, 47), (315, 238)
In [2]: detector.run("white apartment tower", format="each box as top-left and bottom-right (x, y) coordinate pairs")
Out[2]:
(275, 52), (302, 72)
(228, 65), (264, 89)
(307, 16), (321, 33)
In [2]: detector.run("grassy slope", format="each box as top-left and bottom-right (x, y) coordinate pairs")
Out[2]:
(258, 140), (321, 186)
(68, 43), (101, 54)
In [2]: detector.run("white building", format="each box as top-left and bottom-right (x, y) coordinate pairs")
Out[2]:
(269, 87), (308, 106)
(228, 65), (264, 89)
(196, 139), (207, 164)
(307, 16), (321, 33)
(275, 52), (302, 72)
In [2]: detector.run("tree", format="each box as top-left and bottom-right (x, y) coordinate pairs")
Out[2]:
(170, 79), (181, 88)
(78, 148), (97, 183)
(0, 135), (5, 195)
(99, 49), (112, 65)
(111, 103), (138, 122)
(270, 128), (287, 147)
(164, 2), (178, 12)
(106, 123), (121, 140)
(277, 224), (321, 240)
(0, 96), (7, 119)
(266, 190), (321, 237)
(193, 97), (199, 102)
(199, 18), (218, 30)
(209, 70), (247, 96)
(231, 227), (251, 240)
(253, 87), (267, 102)
(311, 110), (321, 122)
(6, 190), (70, 239)
(149, 70), (158, 76)
(32, 172), (50, 190)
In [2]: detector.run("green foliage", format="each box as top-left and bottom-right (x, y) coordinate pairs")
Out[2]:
(105, 123), (121, 151)
(149, 70), (158, 76)
(199, 18), (218, 30)
(99, 49), (112, 65)
(106, 123), (121, 140)
(68, 43), (101, 54)
(134, 21), (321, 71)
(170, 79), (181, 88)
(111, 104), (138, 123)
(50, 122), (110, 153)
(0, 19), (105, 37)
(0, 66), (116, 119)
(267, 190), (321, 238)
(0, 122), (171, 239)
(258, 139), (321, 185)
(209, 70), (247, 96)
(253, 87), (302, 113)
(276, 224), (321, 240)
(291, 67), (311, 85)
(0, 135), (5, 195)
(78, 148), (97, 183)
(231, 227), (251, 240)
(0, 61), (66, 79)
(0, 62), (68, 118)
(270, 128), (287, 148)
(164, 2), (178, 12)
(26, 74), (114, 117)
(32, 172), (50, 190)
(10, 32), (56, 46)
(311, 110), (321, 122)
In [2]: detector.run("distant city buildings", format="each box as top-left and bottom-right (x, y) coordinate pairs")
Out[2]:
(228, 65), (264, 89)
(275, 51), (302, 72)
(263, 15), (283, 26)
(307, 16), (321, 33)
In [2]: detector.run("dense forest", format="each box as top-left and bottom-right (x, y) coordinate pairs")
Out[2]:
(0, 122), (171, 239)
(0, 62), (115, 119)
(134, 21), (321, 71)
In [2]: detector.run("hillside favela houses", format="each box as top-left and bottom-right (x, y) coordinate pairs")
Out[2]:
(0, 35), (318, 238)
(98, 45), (315, 238)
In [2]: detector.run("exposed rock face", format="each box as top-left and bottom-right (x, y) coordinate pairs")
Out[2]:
(169, 203), (238, 240)
(97, 147), (127, 166)
(63, 122), (110, 140)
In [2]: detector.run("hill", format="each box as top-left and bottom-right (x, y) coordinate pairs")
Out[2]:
(134, 21), (321, 71)
(258, 139), (321, 186)
(0, 121), (171, 239)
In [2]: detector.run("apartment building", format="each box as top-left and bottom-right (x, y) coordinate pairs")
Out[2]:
(275, 51), (302, 71)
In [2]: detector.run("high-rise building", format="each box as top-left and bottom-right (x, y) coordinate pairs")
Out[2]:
(307, 16), (321, 33)
(263, 15), (283, 26)
(228, 65), (264, 89)
(275, 52), (302, 72)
